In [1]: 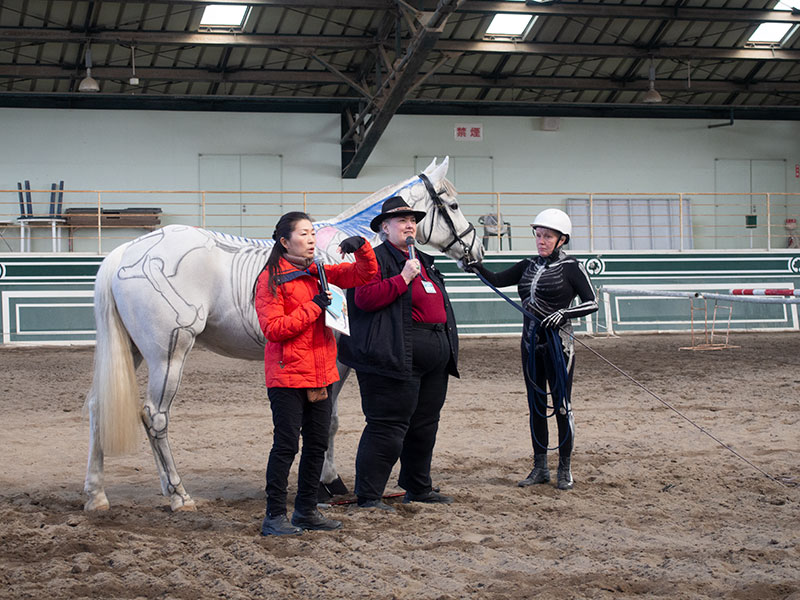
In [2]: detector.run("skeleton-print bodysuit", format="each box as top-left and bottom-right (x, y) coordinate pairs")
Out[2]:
(474, 248), (597, 455)
(476, 248), (597, 349)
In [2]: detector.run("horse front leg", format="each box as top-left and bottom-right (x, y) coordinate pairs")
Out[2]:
(142, 326), (196, 511)
(318, 361), (351, 501)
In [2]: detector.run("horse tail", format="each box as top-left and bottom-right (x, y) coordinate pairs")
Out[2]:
(85, 246), (141, 455)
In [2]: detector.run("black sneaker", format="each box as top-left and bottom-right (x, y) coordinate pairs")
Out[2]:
(261, 514), (303, 536)
(402, 490), (454, 504)
(291, 509), (342, 531)
(356, 499), (396, 513)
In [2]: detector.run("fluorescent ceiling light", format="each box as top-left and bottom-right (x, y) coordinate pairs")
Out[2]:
(775, 0), (800, 9)
(748, 22), (793, 43)
(486, 14), (535, 37)
(200, 5), (249, 28)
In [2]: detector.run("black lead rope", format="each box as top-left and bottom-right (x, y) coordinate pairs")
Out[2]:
(472, 269), (787, 488)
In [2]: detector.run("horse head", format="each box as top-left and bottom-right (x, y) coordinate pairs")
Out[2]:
(405, 157), (484, 264)
(316, 157), (484, 265)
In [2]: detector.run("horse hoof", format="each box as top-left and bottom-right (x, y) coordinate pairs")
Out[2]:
(171, 497), (197, 512)
(318, 475), (349, 502)
(84, 495), (110, 512)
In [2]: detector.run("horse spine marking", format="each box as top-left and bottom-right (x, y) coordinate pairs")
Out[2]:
(86, 245), (142, 455)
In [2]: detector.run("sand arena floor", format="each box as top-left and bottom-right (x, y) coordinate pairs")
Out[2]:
(0, 333), (798, 599)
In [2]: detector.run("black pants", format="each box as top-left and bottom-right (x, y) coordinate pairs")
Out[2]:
(265, 385), (332, 517)
(354, 325), (450, 502)
(521, 338), (575, 458)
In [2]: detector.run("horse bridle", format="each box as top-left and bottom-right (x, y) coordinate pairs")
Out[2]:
(417, 173), (478, 260)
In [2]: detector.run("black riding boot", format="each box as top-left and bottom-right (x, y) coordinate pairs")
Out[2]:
(518, 454), (550, 487)
(557, 455), (573, 490)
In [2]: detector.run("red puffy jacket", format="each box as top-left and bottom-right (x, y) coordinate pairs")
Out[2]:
(254, 242), (377, 389)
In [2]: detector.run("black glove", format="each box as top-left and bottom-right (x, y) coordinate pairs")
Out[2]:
(338, 235), (366, 254)
(312, 293), (331, 309)
(541, 309), (567, 329)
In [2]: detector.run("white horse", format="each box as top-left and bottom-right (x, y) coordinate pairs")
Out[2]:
(84, 157), (483, 512)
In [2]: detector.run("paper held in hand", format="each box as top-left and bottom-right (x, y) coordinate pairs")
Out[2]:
(325, 284), (350, 336)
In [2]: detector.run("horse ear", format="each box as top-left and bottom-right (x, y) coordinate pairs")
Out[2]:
(422, 157), (438, 175)
(427, 155), (449, 185)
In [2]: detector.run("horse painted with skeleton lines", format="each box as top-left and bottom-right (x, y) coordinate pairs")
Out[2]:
(84, 157), (483, 512)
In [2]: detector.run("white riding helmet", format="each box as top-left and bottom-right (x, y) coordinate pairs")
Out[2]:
(531, 208), (572, 242)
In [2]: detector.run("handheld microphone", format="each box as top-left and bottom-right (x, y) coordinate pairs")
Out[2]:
(315, 259), (329, 293)
(405, 236), (416, 261)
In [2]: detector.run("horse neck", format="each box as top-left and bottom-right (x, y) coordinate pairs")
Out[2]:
(314, 174), (425, 259)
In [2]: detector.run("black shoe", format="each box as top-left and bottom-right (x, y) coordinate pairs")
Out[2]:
(261, 514), (303, 536)
(291, 509), (343, 531)
(356, 499), (396, 513)
(557, 456), (574, 491)
(518, 454), (550, 487)
(402, 490), (454, 504)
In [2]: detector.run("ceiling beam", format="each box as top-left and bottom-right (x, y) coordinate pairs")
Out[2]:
(4, 64), (800, 94)
(2, 92), (800, 121)
(0, 28), (377, 49)
(456, 1), (800, 24)
(4, 27), (799, 61)
(435, 40), (800, 61)
(341, 1), (460, 178)
(0, 64), (339, 83)
(119, 0), (800, 23)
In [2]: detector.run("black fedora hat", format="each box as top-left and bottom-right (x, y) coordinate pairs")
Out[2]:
(369, 196), (427, 232)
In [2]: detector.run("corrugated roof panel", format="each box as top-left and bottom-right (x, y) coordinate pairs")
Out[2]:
(0, 0), (796, 117)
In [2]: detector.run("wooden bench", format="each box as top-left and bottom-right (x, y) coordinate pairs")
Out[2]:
(64, 208), (162, 250)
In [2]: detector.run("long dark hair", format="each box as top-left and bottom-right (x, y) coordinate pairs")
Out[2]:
(253, 211), (312, 299)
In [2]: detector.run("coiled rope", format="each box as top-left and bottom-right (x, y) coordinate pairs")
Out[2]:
(526, 319), (573, 450)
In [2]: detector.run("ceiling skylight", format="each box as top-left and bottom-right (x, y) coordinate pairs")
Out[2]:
(747, 0), (799, 43)
(485, 14), (536, 37)
(748, 22), (793, 43)
(200, 5), (250, 29)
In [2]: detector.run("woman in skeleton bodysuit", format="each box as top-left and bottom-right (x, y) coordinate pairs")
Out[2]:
(470, 209), (597, 490)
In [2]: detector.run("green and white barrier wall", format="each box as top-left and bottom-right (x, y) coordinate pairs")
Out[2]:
(1, 251), (799, 345)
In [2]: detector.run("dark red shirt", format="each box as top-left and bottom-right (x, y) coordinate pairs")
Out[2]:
(353, 244), (447, 324)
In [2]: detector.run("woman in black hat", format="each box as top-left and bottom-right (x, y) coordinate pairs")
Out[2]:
(338, 196), (460, 511)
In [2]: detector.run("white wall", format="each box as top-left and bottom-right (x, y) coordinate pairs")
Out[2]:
(1, 107), (798, 250)
(2, 108), (797, 193)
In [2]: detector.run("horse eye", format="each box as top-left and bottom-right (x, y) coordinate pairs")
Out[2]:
(449, 202), (459, 210)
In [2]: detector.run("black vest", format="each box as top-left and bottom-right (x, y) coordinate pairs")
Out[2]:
(338, 242), (459, 379)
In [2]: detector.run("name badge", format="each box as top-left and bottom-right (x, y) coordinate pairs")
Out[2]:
(421, 280), (437, 294)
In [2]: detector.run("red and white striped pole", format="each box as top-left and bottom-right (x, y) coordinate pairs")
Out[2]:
(730, 289), (800, 297)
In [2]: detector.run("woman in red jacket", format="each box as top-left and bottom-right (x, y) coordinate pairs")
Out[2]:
(254, 211), (377, 536)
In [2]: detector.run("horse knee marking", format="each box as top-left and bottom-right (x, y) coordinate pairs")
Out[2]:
(142, 406), (169, 438)
(150, 412), (168, 435)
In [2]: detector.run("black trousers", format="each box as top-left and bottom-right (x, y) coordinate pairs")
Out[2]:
(354, 325), (450, 501)
(521, 338), (575, 458)
(265, 385), (332, 517)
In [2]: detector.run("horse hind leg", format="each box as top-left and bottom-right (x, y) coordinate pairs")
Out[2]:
(142, 326), (197, 511)
(84, 348), (146, 512)
(84, 408), (110, 511)
(318, 362), (351, 501)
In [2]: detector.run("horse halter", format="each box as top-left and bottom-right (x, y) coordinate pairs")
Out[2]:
(417, 173), (477, 260)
